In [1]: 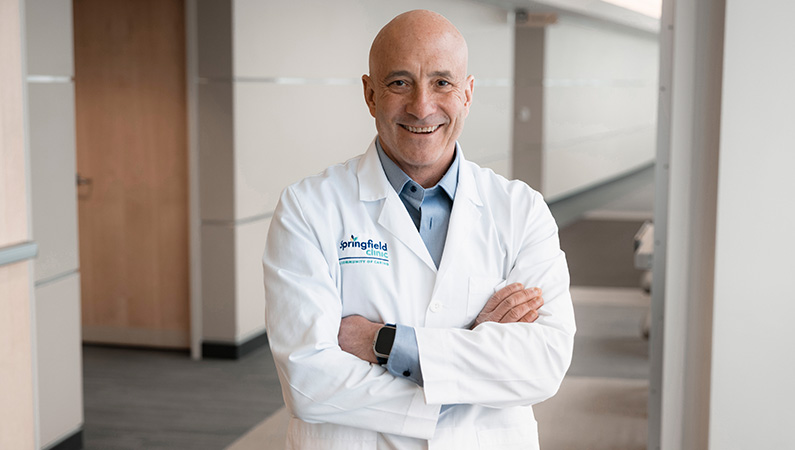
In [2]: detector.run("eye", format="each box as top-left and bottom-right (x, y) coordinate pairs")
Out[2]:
(390, 80), (407, 87)
(436, 80), (451, 87)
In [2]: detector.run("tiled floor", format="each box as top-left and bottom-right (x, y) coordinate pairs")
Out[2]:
(81, 344), (284, 450)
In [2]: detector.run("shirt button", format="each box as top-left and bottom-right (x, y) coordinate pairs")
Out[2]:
(430, 301), (442, 312)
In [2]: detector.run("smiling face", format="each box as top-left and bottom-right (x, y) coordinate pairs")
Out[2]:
(363, 10), (474, 187)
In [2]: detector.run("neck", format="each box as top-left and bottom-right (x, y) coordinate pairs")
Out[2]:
(405, 161), (451, 189)
(380, 144), (456, 189)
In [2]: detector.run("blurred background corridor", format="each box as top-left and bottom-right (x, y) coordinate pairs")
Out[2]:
(4, 0), (794, 449)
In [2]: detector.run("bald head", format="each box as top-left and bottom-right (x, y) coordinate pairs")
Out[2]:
(362, 10), (475, 187)
(369, 10), (468, 77)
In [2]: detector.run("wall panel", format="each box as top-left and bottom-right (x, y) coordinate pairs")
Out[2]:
(25, 0), (84, 447)
(35, 274), (83, 447)
(201, 223), (237, 342)
(709, 1), (795, 448)
(29, 83), (79, 282)
(235, 218), (270, 341)
(459, 85), (512, 179)
(24, 0), (73, 76)
(198, 81), (235, 222)
(233, 83), (374, 219)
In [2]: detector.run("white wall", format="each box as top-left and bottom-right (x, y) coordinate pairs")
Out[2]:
(231, 0), (513, 214)
(653, 0), (724, 447)
(0, 0), (37, 446)
(198, 0), (513, 345)
(543, 13), (658, 200)
(653, 0), (795, 448)
(709, 0), (795, 448)
(25, 0), (84, 447)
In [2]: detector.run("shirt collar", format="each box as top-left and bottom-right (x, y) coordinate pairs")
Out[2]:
(375, 137), (460, 200)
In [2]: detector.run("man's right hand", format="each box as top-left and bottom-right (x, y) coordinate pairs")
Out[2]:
(471, 283), (544, 329)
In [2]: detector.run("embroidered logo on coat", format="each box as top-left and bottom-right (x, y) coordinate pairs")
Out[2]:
(338, 235), (389, 266)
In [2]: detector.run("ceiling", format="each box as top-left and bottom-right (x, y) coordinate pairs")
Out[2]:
(470, 0), (661, 33)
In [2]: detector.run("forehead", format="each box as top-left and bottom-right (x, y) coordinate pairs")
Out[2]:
(374, 32), (467, 77)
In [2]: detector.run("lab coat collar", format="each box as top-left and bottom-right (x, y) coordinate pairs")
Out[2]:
(357, 137), (484, 274)
(357, 137), (482, 207)
(358, 138), (436, 270)
(357, 138), (392, 202)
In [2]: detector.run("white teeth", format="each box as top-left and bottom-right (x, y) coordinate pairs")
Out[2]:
(404, 125), (440, 133)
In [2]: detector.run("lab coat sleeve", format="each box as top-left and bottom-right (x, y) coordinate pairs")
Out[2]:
(414, 190), (576, 407)
(263, 186), (441, 438)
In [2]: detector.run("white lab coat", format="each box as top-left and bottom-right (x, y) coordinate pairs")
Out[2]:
(262, 140), (575, 450)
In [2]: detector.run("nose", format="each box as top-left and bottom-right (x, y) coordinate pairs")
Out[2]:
(405, 85), (435, 120)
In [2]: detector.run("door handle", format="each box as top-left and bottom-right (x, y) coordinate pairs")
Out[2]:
(76, 174), (92, 186)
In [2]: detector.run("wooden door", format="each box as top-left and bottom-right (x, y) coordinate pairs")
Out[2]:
(74, 0), (189, 348)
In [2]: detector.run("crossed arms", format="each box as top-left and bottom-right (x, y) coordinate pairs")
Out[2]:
(338, 283), (546, 365)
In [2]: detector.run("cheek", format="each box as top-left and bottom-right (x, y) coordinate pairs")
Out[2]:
(443, 102), (468, 123)
(443, 91), (469, 119)
(377, 93), (404, 114)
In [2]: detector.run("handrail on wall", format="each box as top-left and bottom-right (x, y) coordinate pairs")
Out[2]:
(0, 241), (38, 267)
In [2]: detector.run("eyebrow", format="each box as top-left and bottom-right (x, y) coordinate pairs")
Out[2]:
(384, 70), (455, 79)
(429, 71), (455, 79)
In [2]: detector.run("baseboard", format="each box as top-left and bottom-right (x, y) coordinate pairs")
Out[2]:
(44, 428), (83, 450)
(202, 330), (268, 359)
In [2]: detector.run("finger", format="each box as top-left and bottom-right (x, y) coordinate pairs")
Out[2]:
(481, 282), (524, 314)
(511, 296), (544, 323)
(495, 282), (525, 299)
(518, 308), (540, 323)
(500, 300), (533, 323)
(491, 287), (539, 322)
(498, 289), (545, 323)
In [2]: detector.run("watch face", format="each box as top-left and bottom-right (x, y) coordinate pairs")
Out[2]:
(374, 326), (396, 355)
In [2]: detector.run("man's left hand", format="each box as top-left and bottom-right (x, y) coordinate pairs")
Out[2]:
(338, 315), (383, 364)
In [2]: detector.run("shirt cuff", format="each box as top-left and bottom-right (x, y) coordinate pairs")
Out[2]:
(386, 324), (424, 386)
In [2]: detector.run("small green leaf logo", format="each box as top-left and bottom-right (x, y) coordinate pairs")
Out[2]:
(350, 235), (358, 242)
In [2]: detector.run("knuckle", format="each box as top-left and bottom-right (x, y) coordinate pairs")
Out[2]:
(504, 311), (521, 322)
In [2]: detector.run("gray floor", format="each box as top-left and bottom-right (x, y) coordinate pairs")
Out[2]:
(81, 216), (651, 449)
(82, 345), (283, 450)
(568, 301), (649, 380)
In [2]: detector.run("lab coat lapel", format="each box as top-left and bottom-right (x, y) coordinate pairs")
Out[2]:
(436, 158), (483, 286)
(357, 140), (437, 272)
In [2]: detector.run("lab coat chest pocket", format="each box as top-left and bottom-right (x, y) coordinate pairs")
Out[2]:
(466, 276), (507, 324)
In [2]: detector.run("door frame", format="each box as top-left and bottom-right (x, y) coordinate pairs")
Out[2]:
(186, 0), (202, 360)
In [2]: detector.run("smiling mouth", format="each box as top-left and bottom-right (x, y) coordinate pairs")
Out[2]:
(401, 124), (441, 134)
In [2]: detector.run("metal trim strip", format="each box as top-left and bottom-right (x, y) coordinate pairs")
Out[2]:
(0, 241), (38, 267)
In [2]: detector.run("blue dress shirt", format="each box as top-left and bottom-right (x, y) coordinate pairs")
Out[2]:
(375, 138), (460, 386)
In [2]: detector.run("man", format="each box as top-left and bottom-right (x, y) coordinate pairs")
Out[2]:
(262, 10), (575, 449)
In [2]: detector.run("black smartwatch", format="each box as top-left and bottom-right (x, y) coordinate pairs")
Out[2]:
(373, 323), (397, 365)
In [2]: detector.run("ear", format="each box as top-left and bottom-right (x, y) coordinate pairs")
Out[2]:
(362, 74), (377, 118)
(463, 75), (475, 115)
